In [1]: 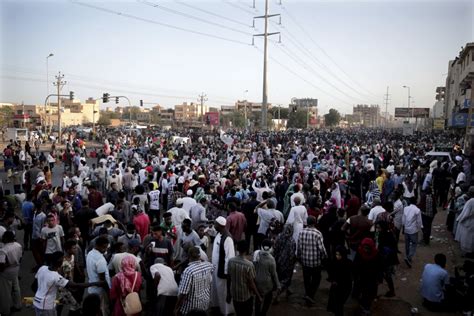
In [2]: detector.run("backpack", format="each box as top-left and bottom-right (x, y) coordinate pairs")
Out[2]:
(121, 272), (142, 315)
(267, 217), (283, 239)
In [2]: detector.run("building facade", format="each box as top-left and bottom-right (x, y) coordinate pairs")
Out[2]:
(353, 104), (381, 127)
(235, 100), (272, 113)
(46, 97), (100, 127)
(444, 43), (474, 127)
(174, 102), (208, 121)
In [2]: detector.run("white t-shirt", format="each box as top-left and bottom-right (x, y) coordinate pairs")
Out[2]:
(108, 252), (142, 274)
(95, 203), (115, 216)
(34, 266), (69, 310)
(149, 263), (178, 296)
(148, 190), (161, 210)
(368, 206), (386, 222)
(290, 192), (306, 207)
(41, 225), (64, 254)
(181, 197), (197, 213)
(168, 207), (190, 227)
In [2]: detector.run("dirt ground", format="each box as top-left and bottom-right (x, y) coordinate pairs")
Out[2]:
(0, 151), (462, 316)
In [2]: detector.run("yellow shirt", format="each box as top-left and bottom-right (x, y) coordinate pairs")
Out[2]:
(376, 176), (385, 192)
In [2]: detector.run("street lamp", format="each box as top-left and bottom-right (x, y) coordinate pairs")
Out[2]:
(46, 53), (54, 133)
(243, 90), (248, 131)
(402, 85), (411, 116)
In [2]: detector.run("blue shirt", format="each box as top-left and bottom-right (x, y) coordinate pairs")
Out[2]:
(421, 263), (449, 302)
(32, 212), (46, 240)
(86, 248), (111, 294)
(22, 201), (35, 224)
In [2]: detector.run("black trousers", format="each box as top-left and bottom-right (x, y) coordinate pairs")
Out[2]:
(23, 223), (32, 249)
(233, 297), (254, 316)
(302, 266), (322, 299)
(155, 295), (177, 316)
(255, 292), (273, 316)
(421, 214), (434, 244)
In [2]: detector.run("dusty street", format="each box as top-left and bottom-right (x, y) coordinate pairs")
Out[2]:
(1, 155), (461, 316)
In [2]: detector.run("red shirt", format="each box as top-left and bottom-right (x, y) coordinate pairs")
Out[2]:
(226, 211), (247, 241)
(346, 196), (361, 218)
(88, 191), (104, 210)
(133, 212), (150, 241)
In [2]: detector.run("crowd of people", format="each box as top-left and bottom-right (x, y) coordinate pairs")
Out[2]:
(0, 127), (473, 316)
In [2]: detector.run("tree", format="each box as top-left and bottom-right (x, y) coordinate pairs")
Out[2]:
(130, 106), (141, 121)
(251, 111), (273, 130)
(150, 112), (161, 124)
(97, 113), (111, 126)
(287, 109), (308, 129)
(270, 107), (289, 120)
(0, 106), (13, 128)
(220, 111), (245, 128)
(324, 108), (341, 127)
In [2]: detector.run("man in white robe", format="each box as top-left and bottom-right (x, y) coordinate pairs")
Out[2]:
(455, 186), (474, 254)
(211, 216), (235, 315)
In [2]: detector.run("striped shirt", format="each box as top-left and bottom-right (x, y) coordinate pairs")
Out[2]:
(297, 227), (327, 268)
(228, 256), (256, 302)
(178, 260), (214, 314)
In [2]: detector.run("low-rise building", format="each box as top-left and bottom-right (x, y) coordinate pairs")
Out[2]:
(235, 100), (272, 113)
(353, 104), (381, 127)
(46, 97), (99, 127)
(174, 102), (208, 121)
(444, 43), (474, 127)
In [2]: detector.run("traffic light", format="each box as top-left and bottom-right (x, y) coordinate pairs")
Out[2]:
(206, 115), (210, 125)
(292, 106), (297, 113)
(115, 97), (119, 104)
(69, 91), (74, 101)
(139, 100), (143, 107)
(102, 93), (110, 103)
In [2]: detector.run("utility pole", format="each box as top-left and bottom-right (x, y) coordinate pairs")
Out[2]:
(243, 90), (248, 131)
(53, 72), (66, 142)
(198, 93), (208, 123)
(465, 79), (474, 150)
(254, 0), (280, 131)
(384, 86), (391, 129)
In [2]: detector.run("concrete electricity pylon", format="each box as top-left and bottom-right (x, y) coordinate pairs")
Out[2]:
(253, 0), (280, 130)
(53, 72), (66, 140)
(198, 93), (208, 123)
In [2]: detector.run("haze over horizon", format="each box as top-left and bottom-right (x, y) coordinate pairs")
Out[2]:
(1, 0), (473, 115)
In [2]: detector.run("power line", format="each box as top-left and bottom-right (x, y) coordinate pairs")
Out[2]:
(140, 0), (253, 36)
(72, 1), (251, 46)
(279, 2), (381, 99)
(175, 0), (251, 28)
(254, 46), (352, 107)
(221, 0), (256, 16)
(1, 65), (236, 103)
(1, 74), (234, 105)
(274, 42), (369, 104)
(276, 24), (380, 104)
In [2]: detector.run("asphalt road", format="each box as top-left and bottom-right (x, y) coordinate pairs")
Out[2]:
(1, 153), (461, 316)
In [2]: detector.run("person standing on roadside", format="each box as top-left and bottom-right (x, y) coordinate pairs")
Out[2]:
(297, 215), (327, 305)
(227, 240), (262, 316)
(402, 197), (423, 268)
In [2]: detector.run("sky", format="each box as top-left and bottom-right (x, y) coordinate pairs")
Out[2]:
(0, 0), (473, 115)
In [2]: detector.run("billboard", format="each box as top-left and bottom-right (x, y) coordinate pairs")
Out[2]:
(451, 112), (474, 128)
(462, 99), (472, 110)
(394, 108), (411, 118)
(412, 108), (430, 118)
(205, 112), (219, 126)
(394, 107), (430, 118)
(433, 119), (445, 130)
